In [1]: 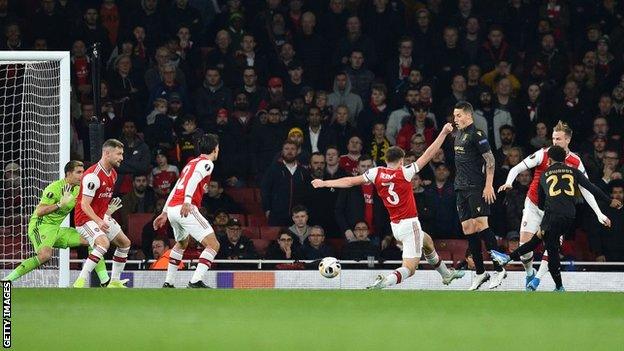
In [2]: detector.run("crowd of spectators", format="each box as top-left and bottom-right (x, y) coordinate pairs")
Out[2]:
(1, 0), (624, 264)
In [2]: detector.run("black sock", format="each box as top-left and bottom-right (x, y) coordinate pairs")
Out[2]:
(479, 228), (502, 272)
(467, 234), (485, 274)
(510, 235), (541, 261)
(545, 235), (563, 289)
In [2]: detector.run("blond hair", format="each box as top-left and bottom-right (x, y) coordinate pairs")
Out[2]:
(553, 121), (573, 137)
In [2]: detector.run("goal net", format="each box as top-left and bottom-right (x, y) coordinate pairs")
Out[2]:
(0, 52), (70, 287)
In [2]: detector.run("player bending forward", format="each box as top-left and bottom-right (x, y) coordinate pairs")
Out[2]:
(312, 123), (465, 289)
(4, 161), (121, 285)
(498, 121), (621, 290)
(153, 134), (221, 288)
(73, 140), (132, 288)
(492, 146), (612, 292)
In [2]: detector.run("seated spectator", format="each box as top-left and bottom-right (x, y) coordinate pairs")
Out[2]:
(149, 238), (183, 270)
(583, 135), (608, 183)
(216, 218), (257, 260)
(593, 181), (624, 261)
(265, 229), (302, 260)
(504, 170), (531, 241)
(480, 60), (521, 95)
(289, 205), (311, 244)
(150, 150), (179, 199)
(380, 236), (403, 261)
(341, 221), (379, 260)
(386, 87), (419, 144)
(212, 209), (231, 236)
(301, 226), (334, 260)
(530, 122), (551, 152)
(598, 149), (624, 192)
(411, 173), (434, 234)
(358, 84), (389, 146)
(141, 198), (173, 259)
(423, 164), (461, 238)
(396, 104), (437, 150)
(202, 180), (243, 216)
(119, 174), (156, 230)
(176, 115), (204, 167)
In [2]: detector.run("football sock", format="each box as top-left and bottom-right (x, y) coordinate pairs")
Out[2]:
(111, 246), (129, 281)
(509, 235), (540, 261)
(4, 256), (40, 281)
(88, 246), (109, 284)
(479, 228), (502, 272)
(165, 248), (184, 285)
(79, 245), (107, 280)
(467, 234), (485, 274)
(535, 251), (549, 279)
(384, 266), (411, 287)
(425, 250), (451, 278)
(518, 244), (535, 276)
(190, 247), (216, 283)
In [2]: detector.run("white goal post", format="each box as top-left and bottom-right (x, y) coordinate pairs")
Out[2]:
(0, 51), (70, 287)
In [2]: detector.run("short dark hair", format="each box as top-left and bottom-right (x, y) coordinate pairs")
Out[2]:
(133, 173), (148, 180)
(548, 145), (566, 162)
(152, 238), (169, 248)
(385, 146), (406, 163)
(371, 83), (387, 96)
(499, 124), (515, 134)
(197, 133), (219, 154)
(610, 179), (624, 191)
(358, 154), (373, 164)
(291, 204), (308, 215)
(103, 139), (124, 150)
(454, 101), (474, 114)
(310, 152), (324, 160)
(64, 160), (84, 174)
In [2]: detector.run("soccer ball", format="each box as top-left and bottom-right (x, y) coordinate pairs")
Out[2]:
(319, 257), (341, 278)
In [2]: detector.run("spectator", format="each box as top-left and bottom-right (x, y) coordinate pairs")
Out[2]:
(241, 67), (269, 113)
(339, 136), (363, 175)
(335, 155), (390, 242)
(530, 121), (551, 151)
(476, 25), (517, 73)
(165, 0), (202, 40)
(261, 140), (311, 226)
(358, 83), (390, 146)
(207, 107), (247, 185)
(144, 46), (187, 93)
(140, 199), (171, 260)
(548, 80), (591, 145)
(303, 106), (336, 155)
(504, 169), (531, 241)
(360, 0), (404, 68)
(437, 74), (467, 127)
(328, 72), (363, 123)
(119, 173), (156, 230)
(176, 115), (204, 167)
(423, 164), (461, 238)
(344, 49), (375, 99)
(493, 125), (519, 166)
(599, 149), (624, 192)
(193, 67), (233, 127)
(216, 218), (257, 260)
(306, 152), (341, 237)
(212, 209), (231, 235)
(527, 33), (567, 85)
(396, 104), (437, 150)
(202, 180), (243, 216)
(270, 42), (296, 82)
(341, 221), (380, 260)
(32, 0), (66, 49)
(149, 150), (179, 199)
(461, 16), (482, 64)
(117, 121), (151, 190)
(481, 60), (521, 95)
(265, 229), (301, 260)
(434, 26), (466, 88)
(147, 63), (190, 112)
(386, 87), (419, 144)
(368, 122), (391, 166)
(593, 181), (624, 261)
(333, 16), (377, 71)
(329, 105), (357, 154)
(411, 172), (434, 234)
(325, 145), (347, 179)
(583, 135), (608, 182)
(252, 105), (287, 176)
(289, 205), (311, 244)
(128, 0), (166, 51)
(294, 11), (327, 88)
(149, 238), (183, 270)
(302, 226), (334, 260)
(473, 89), (514, 149)
(284, 60), (306, 101)
(74, 7), (111, 59)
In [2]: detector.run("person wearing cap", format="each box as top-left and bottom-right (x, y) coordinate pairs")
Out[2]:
(193, 67), (233, 126)
(266, 76), (286, 109)
(216, 218), (257, 260)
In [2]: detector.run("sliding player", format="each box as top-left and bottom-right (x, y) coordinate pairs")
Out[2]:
(498, 121), (621, 290)
(4, 161), (119, 285)
(312, 123), (465, 289)
(73, 139), (132, 288)
(153, 134), (221, 288)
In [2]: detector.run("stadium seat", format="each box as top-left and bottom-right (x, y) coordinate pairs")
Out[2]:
(248, 213), (268, 227)
(434, 239), (468, 262)
(242, 226), (260, 239)
(127, 213), (154, 249)
(229, 213), (246, 225)
(224, 187), (256, 204)
(260, 226), (281, 240)
(254, 188), (261, 202)
(244, 202), (265, 216)
(326, 238), (346, 258)
(252, 239), (271, 257)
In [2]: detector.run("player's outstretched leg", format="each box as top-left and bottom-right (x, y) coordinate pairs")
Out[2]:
(4, 246), (53, 282)
(422, 233), (464, 285)
(108, 232), (131, 288)
(163, 241), (187, 288)
(543, 233), (564, 292)
(368, 263), (414, 290)
(188, 234), (219, 288)
(74, 236), (109, 288)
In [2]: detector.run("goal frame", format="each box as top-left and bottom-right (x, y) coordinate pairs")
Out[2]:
(0, 51), (71, 287)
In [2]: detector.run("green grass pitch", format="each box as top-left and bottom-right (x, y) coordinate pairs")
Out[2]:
(12, 289), (624, 351)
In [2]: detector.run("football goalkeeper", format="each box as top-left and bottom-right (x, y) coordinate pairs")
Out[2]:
(3, 161), (122, 285)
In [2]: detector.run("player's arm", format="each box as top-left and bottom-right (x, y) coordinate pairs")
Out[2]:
(499, 150), (543, 192)
(474, 129), (496, 203)
(311, 175), (366, 189)
(413, 123), (453, 171)
(34, 183), (71, 217)
(573, 168), (613, 226)
(79, 173), (109, 230)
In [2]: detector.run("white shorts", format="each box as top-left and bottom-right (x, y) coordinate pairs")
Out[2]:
(390, 217), (423, 259)
(77, 215), (122, 247)
(520, 198), (544, 235)
(167, 205), (214, 243)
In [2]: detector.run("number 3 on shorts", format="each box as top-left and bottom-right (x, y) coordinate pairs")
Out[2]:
(382, 182), (399, 205)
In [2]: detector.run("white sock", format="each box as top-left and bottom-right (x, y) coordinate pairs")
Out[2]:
(425, 250), (451, 278)
(165, 248), (184, 284)
(384, 267), (411, 287)
(519, 244), (535, 276)
(111, 247), (129, 281)
(535, 251), (549, 279)
(79, 245), (106, 280)
(190, 247), (216, 283)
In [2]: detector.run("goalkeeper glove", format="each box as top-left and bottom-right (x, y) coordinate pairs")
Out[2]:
(57, 184), (74, 209)
(106, 197), (123, 215)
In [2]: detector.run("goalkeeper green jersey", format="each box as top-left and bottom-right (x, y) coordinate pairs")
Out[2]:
(28, 179), (78, 227)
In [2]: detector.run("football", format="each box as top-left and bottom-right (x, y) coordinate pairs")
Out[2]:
(319, 257), (341, 278)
